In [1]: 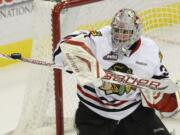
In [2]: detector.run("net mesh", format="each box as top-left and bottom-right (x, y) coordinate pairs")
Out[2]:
(11, 1), (56, 135)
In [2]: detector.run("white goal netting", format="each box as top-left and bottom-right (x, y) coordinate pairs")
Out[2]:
(10, 0), (180, 135)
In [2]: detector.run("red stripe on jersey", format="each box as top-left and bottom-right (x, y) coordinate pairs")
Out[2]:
(130, 39), (141, 56)
(77, 85), (128, 107)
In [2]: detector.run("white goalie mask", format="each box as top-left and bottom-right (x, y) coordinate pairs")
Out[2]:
(111, 8), (141, 57)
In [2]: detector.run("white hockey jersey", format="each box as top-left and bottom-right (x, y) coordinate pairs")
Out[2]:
(54, 26), (178, 120)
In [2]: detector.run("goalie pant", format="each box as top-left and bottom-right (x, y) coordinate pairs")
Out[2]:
(75, 102), (171, 135)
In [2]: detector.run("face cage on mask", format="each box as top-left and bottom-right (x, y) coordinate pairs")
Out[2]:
(111, 27), (140, 57)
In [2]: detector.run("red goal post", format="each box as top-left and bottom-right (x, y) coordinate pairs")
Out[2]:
(52, 1), (104, 135)
(10, 0), (180, 135)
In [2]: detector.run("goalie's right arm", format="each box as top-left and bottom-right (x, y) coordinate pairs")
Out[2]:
(53, 31), (105, 82)
(140, 51), (180, 117)
(53, 31), (89, 73)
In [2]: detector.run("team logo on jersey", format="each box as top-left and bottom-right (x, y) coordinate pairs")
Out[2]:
(99, 63), (136, 95)
(103, 51), (118, 61)
(99, 81), (136, 95)
(90, 30), (102, 36)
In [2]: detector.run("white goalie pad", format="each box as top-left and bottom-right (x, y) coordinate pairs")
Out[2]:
(60, 37), (105, 86)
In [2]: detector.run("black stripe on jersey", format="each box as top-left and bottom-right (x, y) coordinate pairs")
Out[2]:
(152, 75), (168, 79)
(81, 85), (124, 104)
(63, 34), (80, 40)
(53, 47), (61, 61)
(82, 85), (121, 104)
(77, 94), (141, 112)
(83, 85), (96, 93)
(63, 32), (89, 40)
(98, 97), (117, 104)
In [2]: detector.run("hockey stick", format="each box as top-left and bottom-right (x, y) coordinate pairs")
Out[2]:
(2, 52), (178, 93)
(0, 53), (72, 72)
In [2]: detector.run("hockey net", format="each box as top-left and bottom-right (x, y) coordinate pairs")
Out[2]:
(10, 0), (180, 135)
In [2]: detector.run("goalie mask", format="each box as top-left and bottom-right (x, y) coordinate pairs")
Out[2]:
(111, 8), (141, 57)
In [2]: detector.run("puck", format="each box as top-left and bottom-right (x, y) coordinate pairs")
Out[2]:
(11, 53), (22, 59)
